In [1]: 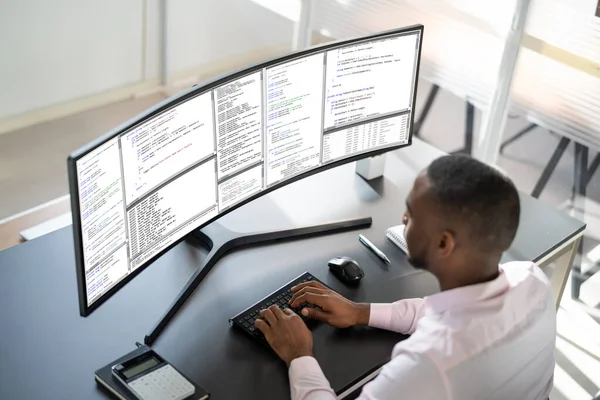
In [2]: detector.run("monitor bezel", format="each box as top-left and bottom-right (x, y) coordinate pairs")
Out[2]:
(68, 24), (424, 316)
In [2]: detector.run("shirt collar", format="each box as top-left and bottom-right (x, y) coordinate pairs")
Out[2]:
(425, 267), (510, 314)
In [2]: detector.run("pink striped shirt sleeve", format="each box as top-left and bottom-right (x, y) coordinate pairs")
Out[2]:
(368, 298), (426, 334)
(289, 357), (336, 400)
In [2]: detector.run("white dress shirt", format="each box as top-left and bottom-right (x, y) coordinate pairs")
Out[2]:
(288, 261), (556, 400)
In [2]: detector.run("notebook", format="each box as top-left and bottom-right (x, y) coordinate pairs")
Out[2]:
(385, 224), (409, 255)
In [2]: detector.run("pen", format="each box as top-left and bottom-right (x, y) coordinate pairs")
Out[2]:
(358, 234), (391, 264)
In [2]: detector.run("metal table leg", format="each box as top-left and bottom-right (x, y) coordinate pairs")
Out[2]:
(571, 143), (589, 300)
(451, 101), (475, 155)
(465, 102), (474, 154)
(414, 84), (439, 137)
(531, 136), (570, 198)
(500, 123), (538, 153)
(584, 153), (599, 187)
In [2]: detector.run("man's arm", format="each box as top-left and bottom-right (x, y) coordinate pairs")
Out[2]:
(289, 282), (427, 334)
(289, 357), (337, 400)
(253, 307), (338, 400)
(368, 298), (426, 334)
(287, 347), (447, 400)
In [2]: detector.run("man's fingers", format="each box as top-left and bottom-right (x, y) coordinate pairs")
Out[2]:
(259, 308), (278, 326)
(255, 318), (270, 334)
(291, 281), (326, 292)
(289, 287), (329, 306)
(283, 308), (297, 317)
(270, 305), (286, 319)
(291, 292), (329, 309)
(301, 307), (329, 322)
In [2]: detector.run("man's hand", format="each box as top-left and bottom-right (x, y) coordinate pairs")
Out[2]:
(255, 306), (314, 366)
(289, 282), (370, 328)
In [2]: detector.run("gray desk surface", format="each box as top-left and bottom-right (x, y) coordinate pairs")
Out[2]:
(0, 139), (585, 399)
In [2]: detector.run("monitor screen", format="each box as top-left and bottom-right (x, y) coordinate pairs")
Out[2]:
(70, 26), (422, 315)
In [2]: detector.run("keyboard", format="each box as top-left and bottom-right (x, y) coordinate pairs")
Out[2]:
(229, 272), (331, 344)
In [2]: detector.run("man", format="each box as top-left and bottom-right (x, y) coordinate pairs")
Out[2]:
(255, 155), (556, 400)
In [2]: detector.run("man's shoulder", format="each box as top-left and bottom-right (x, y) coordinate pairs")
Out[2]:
(396, 261), (554, 369)
(500, 261), (550, 287)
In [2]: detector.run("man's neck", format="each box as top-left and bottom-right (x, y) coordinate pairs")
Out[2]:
(436, 258), (500, 292)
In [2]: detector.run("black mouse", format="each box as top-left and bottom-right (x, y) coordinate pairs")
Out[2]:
(328, 256), (364, 283)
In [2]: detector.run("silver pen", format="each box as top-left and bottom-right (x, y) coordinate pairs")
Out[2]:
(358, 234), (391, 263)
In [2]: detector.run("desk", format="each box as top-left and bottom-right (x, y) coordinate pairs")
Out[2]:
(0, 139), (584, 399)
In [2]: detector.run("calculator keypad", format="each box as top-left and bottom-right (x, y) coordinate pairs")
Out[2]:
(129, 364), (195, 400)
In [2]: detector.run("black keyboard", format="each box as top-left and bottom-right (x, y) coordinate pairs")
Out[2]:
(229, 272), (331, 344)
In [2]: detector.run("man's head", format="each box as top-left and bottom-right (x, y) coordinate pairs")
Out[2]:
(403, 155), (520, 282)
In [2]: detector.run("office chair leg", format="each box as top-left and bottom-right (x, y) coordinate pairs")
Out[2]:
(531, 136), (570, 198)
(414, 84), (439, 137)
(500, 123), (538, 153)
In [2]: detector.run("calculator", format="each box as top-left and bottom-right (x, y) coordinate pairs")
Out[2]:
(112, 348), (199, 400)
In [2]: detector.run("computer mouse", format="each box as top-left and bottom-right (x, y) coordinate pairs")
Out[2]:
(328, 256), (364, 283)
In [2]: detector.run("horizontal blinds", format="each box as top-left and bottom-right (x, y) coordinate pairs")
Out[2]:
(511, 0), (600, 148)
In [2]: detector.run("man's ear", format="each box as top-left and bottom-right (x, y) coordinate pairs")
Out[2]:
(438, 231), (455, 257)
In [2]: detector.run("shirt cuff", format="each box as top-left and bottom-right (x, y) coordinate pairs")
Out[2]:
(368, 303), (394, 330)
(289, 356), (323, 379)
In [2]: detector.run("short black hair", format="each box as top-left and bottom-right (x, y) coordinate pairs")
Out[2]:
(426, 155), (520, 252)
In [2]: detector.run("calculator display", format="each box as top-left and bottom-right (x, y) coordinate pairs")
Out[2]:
(123, 357), (160, 379)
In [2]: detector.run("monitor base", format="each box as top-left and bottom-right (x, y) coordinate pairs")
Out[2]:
(144, 216), (372, 346)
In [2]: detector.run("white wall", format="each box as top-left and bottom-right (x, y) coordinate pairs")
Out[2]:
(144, 0), (161, 81)
(0, 0), (293, 127)
(166, 0), (293, 77)
(570, 0), (600, 14)
(0, 0), (144, 120)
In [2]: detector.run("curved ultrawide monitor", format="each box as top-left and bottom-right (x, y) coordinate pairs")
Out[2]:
(68, 25), (423, 316)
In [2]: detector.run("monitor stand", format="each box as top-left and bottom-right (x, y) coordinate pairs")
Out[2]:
(144, 216), (372, 346)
